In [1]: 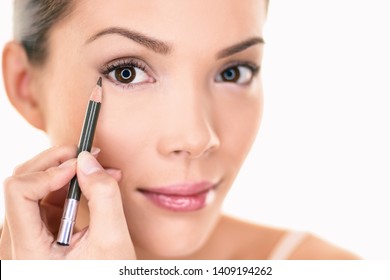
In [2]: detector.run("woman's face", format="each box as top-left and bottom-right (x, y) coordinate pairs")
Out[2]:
(35, 0), (266, 258)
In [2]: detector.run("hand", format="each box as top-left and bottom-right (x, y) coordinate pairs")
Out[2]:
(0, 146), (135, 259)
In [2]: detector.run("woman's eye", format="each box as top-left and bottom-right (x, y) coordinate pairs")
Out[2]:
(105, 63), (152, 85)
(216, 65), (257, 84)
(101, 58), (156, 89)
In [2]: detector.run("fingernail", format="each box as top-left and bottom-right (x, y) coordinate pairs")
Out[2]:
(91, 147), (101, 157)
(78, 151), (103, 175)
(58, 158), (77, 168)
(105, 168), (122, 180)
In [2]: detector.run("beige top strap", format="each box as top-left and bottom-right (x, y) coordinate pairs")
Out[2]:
(268, 231), (307, 260)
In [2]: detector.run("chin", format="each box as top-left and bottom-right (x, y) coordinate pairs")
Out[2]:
(130, 208), (220, 259)
(144, 234), (205, 259)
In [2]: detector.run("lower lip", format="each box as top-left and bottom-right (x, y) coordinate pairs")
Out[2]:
(141, 189), (215, 212)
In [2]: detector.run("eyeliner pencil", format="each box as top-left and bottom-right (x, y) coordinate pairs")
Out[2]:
(57, 77), (103, 246)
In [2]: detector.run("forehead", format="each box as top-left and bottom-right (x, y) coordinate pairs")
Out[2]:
(64, 0), (266, 47)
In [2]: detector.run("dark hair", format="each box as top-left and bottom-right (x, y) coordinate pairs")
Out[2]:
(13, 0), (73, 64)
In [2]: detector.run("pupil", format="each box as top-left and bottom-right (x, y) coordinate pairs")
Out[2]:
(223, 68), (239, 81)
(121, 68), (132, 79)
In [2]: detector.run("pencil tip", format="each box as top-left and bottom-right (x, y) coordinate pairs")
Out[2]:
(90, 78), (103, 103)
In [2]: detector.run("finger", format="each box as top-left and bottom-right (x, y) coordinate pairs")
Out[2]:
(13, 145), (77, 175)
(4, 158), (77, 244)
(76, 152), (129, 243)
(39, 148), (102, 236)
(12, 146), (100, 176)
(40, 164), (116, 212)
(105, 168), (122, 182)
(40, 147), (102, 208)
(0, 218), (12, 259)
(39, 185), (69, 236)
(90, 147), (101, 158)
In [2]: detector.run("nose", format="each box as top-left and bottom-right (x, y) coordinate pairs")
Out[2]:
(157, 88), (220, 159)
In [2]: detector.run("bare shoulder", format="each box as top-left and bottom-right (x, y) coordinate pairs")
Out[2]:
(213, 215), (286, 259)
(289, 233), (361, 260)
(213, 215), (360, 260)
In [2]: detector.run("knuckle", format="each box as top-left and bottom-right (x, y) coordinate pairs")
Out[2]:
(4, 176), (16, 190)
(12, 163), (26, 175)
(3, 176), (21, 196)
(44, 166), (57, 178)
(43, 168), (56, 186)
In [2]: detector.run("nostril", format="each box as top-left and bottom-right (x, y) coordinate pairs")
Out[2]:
(172, 150), (190, 157)
(157, 116), (220, 159)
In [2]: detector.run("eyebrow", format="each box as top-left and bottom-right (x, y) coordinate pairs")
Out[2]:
(85, 27), (172, 55)
(216, 37), (265, 59)
(86, 27), (263, 58)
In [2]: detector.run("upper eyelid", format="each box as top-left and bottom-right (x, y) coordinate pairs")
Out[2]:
(99, 57), (150, 75)
(220, 61), (260, 72)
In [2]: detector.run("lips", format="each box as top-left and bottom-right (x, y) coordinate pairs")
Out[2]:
(138, 182), (217, 212)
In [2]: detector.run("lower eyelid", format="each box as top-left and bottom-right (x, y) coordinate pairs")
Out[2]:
(104, 73), (156, 91)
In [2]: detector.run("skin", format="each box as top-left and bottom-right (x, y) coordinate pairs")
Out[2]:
(0, 0), (359, 259)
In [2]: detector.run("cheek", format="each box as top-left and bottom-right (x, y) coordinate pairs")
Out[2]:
(216, 92), (263, 169)
(92, 94), (158, 171)
(44, 90), (90, 145)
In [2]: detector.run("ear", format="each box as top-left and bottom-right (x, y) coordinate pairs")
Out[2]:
(2, 41), (45, 130)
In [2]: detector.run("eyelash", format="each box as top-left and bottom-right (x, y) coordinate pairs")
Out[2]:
(100, 58), (151, 89)
(101, 58), (147, 75)
(100, 58), (260, 89)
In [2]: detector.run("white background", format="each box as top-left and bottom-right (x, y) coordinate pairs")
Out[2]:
(0, 0), (389, 259)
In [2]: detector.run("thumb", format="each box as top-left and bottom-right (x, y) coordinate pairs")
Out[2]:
(76, 152), (129, 243)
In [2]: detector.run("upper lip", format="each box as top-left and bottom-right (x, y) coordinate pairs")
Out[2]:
(138, 181), (217, 196)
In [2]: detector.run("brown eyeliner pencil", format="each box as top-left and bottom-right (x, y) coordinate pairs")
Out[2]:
(57, 77), (103, 246)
